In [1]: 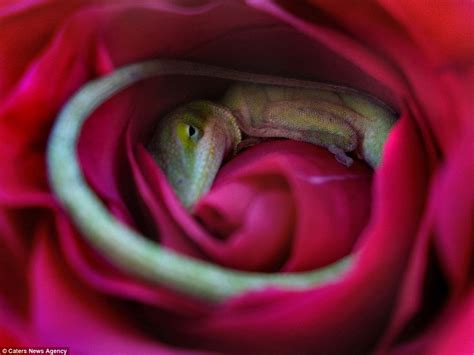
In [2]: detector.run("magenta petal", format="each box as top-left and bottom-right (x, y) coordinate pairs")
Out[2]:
(431, 289), (474, 354)
(196, 180), (295, 271)
(432, 128), (474, 293)
(193, 140), (372, 271)
(56, 213), (210, 315)
(30, 223), (198, 354)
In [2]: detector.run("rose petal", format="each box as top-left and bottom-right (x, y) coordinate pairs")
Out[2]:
(30, 222), (197, 353)
(431, 289), (474, 354)
(194, 140), (372, 271)
(432, 127), (474, 293)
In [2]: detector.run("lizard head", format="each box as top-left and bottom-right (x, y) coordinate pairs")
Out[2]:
(148, 100), (241, 210)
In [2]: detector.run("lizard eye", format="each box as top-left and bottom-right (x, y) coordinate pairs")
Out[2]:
(187, 124), (198, 139)
(177, 122), (202, 144)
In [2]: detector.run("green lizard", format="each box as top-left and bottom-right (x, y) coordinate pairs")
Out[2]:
(149, 81), (396, 208)
(47, 59), (396, 301)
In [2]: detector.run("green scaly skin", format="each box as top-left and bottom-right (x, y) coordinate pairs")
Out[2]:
(150, 82), (396, 208)
(47, 59), (396, 302)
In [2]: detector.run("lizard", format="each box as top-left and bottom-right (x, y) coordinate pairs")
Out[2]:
(148, 80), (397, 209)
(47, 59), (397, 301)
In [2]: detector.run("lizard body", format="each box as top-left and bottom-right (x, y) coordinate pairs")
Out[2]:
(47, 59), (396, 301)
(149, 82), (396, 208)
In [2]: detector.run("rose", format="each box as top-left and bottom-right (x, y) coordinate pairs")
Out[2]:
(0, 0), (472, 353)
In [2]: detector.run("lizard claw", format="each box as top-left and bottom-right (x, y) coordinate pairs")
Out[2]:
(328, 145), (353, 167)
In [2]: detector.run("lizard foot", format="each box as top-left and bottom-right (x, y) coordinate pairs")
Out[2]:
(328, 145), (353, 167)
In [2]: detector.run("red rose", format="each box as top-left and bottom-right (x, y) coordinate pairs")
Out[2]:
(0, 1), (472, 353)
